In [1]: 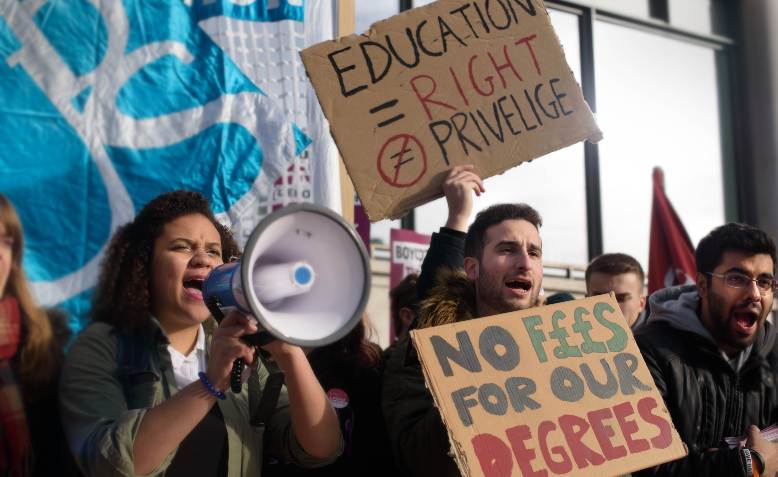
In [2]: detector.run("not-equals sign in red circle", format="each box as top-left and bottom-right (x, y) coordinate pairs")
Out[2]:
(376, 134), (427, 188)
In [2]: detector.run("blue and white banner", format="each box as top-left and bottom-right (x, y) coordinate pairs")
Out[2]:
(0, 0), (339, 331)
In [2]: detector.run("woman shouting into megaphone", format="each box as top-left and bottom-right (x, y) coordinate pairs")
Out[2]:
(59, 190), (342, 477)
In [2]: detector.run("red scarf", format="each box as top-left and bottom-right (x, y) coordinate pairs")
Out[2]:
(0, 296), (31, 476)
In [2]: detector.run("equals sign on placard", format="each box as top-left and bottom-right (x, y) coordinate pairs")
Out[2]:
(370, 99), (404, 128)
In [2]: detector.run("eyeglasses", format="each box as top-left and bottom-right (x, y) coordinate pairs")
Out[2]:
(706, 271), (778, 295)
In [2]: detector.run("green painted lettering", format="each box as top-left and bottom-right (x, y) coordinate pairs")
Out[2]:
(593, 302), (628, 352)
(573, 307), (607, 354)
(522, 315), (548, 363)
(550, 310), (582, 359)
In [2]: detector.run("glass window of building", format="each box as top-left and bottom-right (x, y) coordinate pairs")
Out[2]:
(584, 0), (649, 18)
(594, 20), (725, 269)
(668, 0), (713, 35)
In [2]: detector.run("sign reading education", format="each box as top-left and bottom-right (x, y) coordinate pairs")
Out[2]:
(411, 294), (686, 477)
(300, 0), (602, 221)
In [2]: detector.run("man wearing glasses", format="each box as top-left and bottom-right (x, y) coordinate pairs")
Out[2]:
(635, 222), (778, 477)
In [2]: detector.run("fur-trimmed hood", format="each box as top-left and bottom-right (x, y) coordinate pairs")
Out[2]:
(416, 268), (476, 329)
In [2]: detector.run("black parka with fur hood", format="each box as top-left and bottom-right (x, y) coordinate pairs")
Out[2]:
(382, 268), (475, 477)
(382, 228), (470, 477)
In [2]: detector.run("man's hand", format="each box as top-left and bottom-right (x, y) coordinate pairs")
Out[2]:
(443, 165), (485, 232)
(747, 425), (778, 477)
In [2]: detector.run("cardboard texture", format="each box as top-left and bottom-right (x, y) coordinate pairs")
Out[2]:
(301, 0), (602, 221)
(411, 294), (687, 477)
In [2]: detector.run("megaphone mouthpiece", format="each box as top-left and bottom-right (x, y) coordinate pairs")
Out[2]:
(253, 261), (315, 305)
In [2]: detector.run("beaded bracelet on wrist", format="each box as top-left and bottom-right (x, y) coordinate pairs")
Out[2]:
(198, 371), (226, 400)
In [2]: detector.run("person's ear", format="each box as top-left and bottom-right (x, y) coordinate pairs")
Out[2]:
(696, 272), (708, 298)
(399, 307), (414, 328)
(464, 256), (479, 281)
(639, 294), (647, 310)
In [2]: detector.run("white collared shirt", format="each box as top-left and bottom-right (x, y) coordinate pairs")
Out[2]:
(167, 324), (207, 389)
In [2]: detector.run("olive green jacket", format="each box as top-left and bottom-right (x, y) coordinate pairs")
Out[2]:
(59, 319), (335, 477)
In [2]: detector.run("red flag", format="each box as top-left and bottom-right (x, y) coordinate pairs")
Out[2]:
(648, 167), (697, 293)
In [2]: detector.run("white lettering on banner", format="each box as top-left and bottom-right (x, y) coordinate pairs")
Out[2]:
(0, 0), (297, 305)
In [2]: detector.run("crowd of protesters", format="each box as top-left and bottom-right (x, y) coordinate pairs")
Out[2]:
(2, 162), (778, 477)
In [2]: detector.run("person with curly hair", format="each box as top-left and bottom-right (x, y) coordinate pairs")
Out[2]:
(59, 190), (342, 477)
(0, 194), (78, 477)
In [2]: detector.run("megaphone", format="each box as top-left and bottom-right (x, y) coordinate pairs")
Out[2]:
(203, 203), (371, 390)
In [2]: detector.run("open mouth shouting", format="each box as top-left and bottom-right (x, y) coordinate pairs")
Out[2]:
(505, 277), (532, 297)
(183, 275), (206, 301)
(732, 307), (760, 335)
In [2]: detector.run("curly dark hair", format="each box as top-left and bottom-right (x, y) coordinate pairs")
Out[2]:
(91, 190), (240, 330)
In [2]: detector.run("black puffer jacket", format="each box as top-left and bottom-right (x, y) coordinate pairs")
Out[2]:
(634, 285), (778, 477)
(382, 267), (475, 477)
(381, 227), (470, 476)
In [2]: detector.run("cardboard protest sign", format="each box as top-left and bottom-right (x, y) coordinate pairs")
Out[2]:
(301, 0), (602, 221)
(411, 294), (686, 477)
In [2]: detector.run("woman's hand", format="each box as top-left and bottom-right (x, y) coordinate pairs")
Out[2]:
(134, 312), (258, 475)
(260, 339), (302, 365)
(206, 311), (257, 391)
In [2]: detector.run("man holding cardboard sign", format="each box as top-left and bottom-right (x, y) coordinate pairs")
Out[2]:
(389, 180), (687, 476)
(383, 198), (546, 476)
(635, 223), (778, 476)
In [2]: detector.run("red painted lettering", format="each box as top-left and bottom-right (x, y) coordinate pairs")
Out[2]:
(515, 34), (541, 75)
(410, 74), (457, 120)
(505, 424), (546, 477)
(588, 408), (627, 461)
(487, 44), (524, 87)
(472, 433), (513, 477)
(558, 414), (606, 469)
(468, 55), (495, 97)
(612, 401), (650, 454)
(449, 66), (470, 107)
(538, 420), (572, 474)
(637, 397), (673, 449)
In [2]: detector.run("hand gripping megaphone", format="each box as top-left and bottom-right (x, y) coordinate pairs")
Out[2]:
(202, 203), (371, 392)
